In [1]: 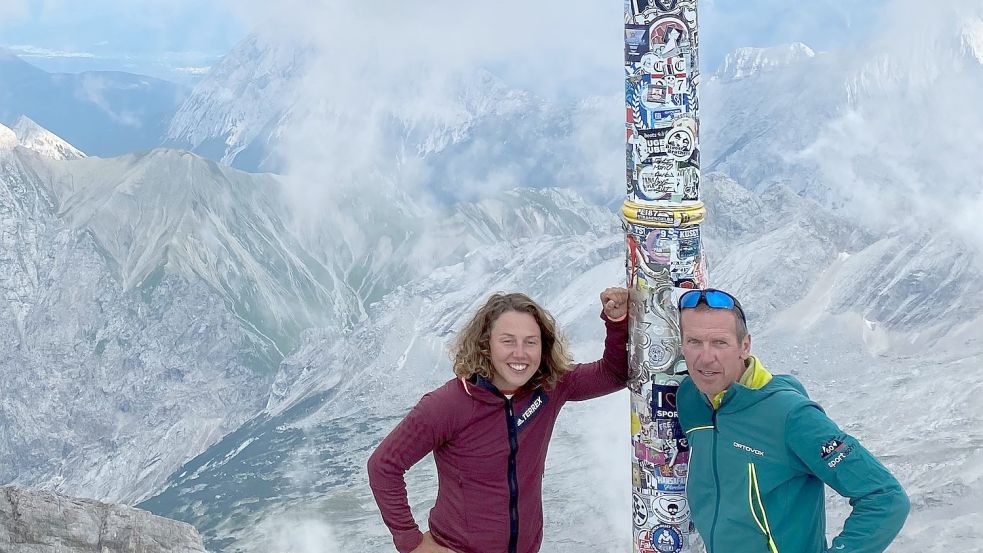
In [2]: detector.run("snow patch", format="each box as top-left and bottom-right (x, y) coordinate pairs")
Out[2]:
(962, 17), (983, 64)
(713, 42), (816, 82)
(0, 123), (16, 150)
(12, 116), (86, 160)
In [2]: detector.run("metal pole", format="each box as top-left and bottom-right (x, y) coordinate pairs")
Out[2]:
(623, 1), (706, 552)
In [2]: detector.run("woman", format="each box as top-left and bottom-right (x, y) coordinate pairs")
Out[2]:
(367, 287), (630, 553)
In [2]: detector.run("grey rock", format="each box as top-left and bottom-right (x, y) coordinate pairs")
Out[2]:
(0, 486), (206, 552)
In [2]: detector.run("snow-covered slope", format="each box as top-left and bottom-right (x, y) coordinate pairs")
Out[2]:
(140, 191), (625, 551)
(12, 115), (86, 160)
(963, 16), (983, 63)
(164, 34), (310, 170)
(36, 148), (362, 356)
(141, 177), (983, 552)
(0, 142), (622, 507)
(703, 10), (983, 240)
(0, 122), (15, 149)
(712, 42), (816, 82)
(0, 146), (274, 504)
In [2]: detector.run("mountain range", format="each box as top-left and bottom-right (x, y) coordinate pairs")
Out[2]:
(2, 7), (982, 552)
(0, 48), (186, 158)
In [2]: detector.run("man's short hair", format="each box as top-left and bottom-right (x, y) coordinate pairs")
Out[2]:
(680, 302), (748, 341)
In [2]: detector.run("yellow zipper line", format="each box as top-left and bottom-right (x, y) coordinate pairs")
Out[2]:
(750, 463), (780, 553)
(685, 425), (714, 434)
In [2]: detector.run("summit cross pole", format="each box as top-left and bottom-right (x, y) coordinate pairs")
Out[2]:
(622, 1), (706, 552)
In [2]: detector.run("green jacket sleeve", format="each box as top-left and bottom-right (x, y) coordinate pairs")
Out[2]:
(785, 404), (909, 553)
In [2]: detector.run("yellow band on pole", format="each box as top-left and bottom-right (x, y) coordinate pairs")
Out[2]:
(621, 201), (706, 228)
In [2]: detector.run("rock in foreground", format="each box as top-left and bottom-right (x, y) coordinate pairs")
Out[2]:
(0, 486), (207, 552)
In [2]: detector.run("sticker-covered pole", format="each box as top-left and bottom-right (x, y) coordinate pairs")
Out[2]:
(623, 1), (706, 552)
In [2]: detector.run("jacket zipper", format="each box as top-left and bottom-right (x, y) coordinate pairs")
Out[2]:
(505, 398), (519, 553)
(709, 410), (720, 553)
(748, 462), (780, 553)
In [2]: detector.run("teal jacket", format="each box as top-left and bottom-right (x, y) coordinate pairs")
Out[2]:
(678, 366), (909, 553)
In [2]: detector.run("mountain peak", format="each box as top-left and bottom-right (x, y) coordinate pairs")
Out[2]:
(0, 122), (16, 149)
(714, 42), (816, 82)
(12, 115), (87, 160)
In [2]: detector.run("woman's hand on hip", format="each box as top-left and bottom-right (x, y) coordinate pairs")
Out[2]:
(410, 532), (457, 553)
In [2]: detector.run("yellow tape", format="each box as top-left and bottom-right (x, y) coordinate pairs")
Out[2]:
(621, 201), (706, 227)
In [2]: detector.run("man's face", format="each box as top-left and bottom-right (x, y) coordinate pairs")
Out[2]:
(680, 308), (750, 397)
(488, 311), (543, 391)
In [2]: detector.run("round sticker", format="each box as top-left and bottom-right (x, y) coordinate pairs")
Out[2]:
(650, 525), (684, 553)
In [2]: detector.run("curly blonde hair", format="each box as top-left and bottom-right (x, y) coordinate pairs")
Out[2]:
(451, 292), (573, 390)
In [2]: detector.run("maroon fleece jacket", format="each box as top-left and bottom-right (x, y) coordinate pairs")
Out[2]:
(367, 314), (629, 553)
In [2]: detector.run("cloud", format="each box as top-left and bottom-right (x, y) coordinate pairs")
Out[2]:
(793, 0), (983, 254)
(75, 74), (143, 128)
(253, 516), (343, 553)
(7, 44), (96, 59)
(172, 66), (210, 75)
(214, 1), (632, 225)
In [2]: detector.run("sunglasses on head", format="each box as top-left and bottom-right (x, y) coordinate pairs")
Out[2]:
(678, 288), (747, 325)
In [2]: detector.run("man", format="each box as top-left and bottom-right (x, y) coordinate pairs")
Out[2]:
(676, 288), (909, 553)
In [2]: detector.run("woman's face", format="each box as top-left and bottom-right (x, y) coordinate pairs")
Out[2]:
(488, 311), (543, 391)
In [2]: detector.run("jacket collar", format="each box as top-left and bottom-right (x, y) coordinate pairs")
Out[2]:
(466, 375), (536, 403)
(710, 355), (772, 409)
(710, 356), (807, 413)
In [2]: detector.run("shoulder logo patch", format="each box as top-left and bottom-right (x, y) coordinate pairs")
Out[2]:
(821, 435), (855, 468)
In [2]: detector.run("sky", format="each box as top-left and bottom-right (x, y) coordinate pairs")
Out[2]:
(0, 0), (888, 88)
(0, 0), (247, 83)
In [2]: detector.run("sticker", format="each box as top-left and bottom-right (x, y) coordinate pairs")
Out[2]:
(630, 0), (680, 25)
(655, 475), (686, 492)
(635, 439), (658, 463)
(635, 529), (658, 553)
(665, 126), (695, 160)
(653, 495), (690, 525)
(633, 493), (650, 526)
(644, 227), (673, 264)
(679, 167), (699, 200)
(651, 383), (679, 420)
(641, 78), (668, 107)
(635, 127), (671, 162)
(632, 461), (650, 489)
(626, 24), (650, 61)
(651, 525), (684, 553)
(633, 0), (680, 14)
(650, 18), (689, 57)
(642, 105), (684, 128)
(655, 420), (678, 440)
(647, 342), (671, 366)
(635, 161), (681, 201)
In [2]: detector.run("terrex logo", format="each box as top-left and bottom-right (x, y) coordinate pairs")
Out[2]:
(733, 441), (765, 456)
(515, 391), (548, 431)
(518, 396), (543, 423)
